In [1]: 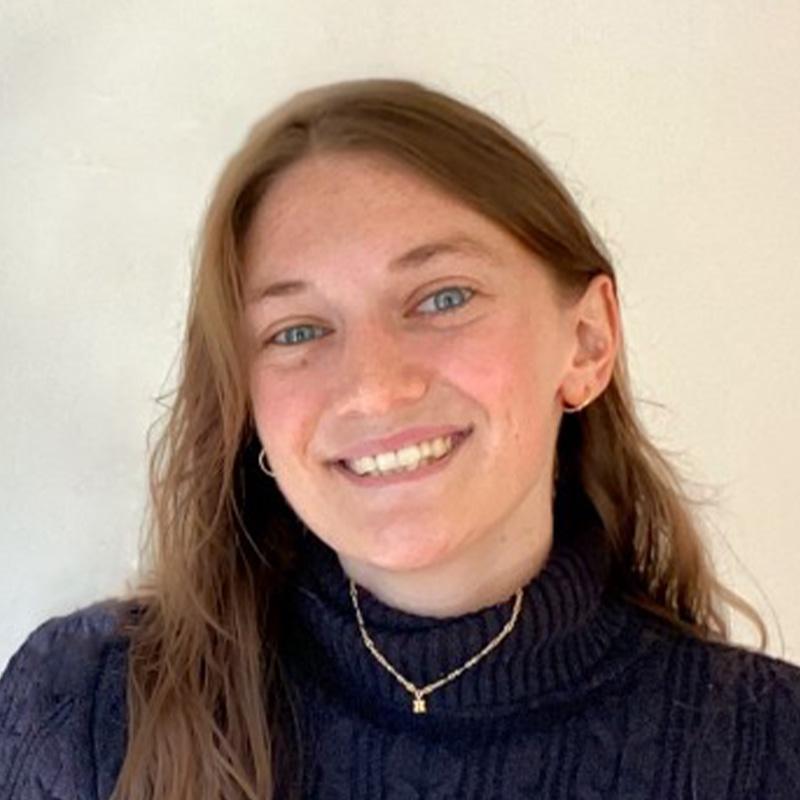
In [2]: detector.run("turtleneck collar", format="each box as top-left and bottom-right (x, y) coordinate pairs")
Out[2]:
(280, 490), (638, 729)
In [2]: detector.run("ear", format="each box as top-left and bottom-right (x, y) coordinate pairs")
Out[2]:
(558, 273), (620, 409)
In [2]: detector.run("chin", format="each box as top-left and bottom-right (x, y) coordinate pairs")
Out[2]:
(361, 533), (457, 573)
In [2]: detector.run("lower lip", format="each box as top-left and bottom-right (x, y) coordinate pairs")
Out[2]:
(331, 428), (473, 488)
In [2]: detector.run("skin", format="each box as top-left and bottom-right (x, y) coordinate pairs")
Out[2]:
(241, 150), (620, 618)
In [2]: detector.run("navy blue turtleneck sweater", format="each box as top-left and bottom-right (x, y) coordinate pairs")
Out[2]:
(2, 504), (800, 798)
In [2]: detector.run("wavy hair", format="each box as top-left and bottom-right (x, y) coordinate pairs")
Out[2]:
(112, 78), (766, 800)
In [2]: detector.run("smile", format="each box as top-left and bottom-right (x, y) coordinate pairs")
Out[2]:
(332, 427), (473, 488)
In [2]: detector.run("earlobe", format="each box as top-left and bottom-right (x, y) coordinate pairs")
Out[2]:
(562, 385), (594, 413)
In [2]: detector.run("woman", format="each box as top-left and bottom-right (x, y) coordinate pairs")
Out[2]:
(2, 78), (799, 799)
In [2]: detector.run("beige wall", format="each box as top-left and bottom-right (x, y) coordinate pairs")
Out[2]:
(2, 0), (798, 668)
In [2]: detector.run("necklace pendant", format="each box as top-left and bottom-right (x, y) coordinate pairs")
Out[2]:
(412, 696), (427, 714)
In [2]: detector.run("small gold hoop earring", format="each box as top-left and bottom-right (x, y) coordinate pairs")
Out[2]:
(563, 386), (593, 414)
(258, 448), (275, 478)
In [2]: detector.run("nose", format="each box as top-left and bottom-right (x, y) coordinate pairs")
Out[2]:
(331, 315), (428, 418)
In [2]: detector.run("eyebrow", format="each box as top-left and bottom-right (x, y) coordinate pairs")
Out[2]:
(245, 234), (492, 305)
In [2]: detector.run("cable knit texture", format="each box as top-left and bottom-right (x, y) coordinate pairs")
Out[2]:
(2, 496), (800, 798)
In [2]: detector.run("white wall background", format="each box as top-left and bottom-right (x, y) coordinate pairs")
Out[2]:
(1, 0), (798, 670)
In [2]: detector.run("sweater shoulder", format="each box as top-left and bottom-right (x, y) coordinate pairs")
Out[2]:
(632, 603), (800, 690)
(688, 631), (800, 797)
(0, 600), (132, 799)
(628, 604), (800, 797)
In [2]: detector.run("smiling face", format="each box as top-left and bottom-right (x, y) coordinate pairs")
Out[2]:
(240, 150), (608, 613)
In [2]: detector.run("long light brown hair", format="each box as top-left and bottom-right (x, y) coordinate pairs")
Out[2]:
(112, 78), (766, 800)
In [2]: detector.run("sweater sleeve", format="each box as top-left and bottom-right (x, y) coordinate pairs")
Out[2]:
(0, 602), (129, 800)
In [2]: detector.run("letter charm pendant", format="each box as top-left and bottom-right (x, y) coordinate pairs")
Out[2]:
(412, 696), (427, 713)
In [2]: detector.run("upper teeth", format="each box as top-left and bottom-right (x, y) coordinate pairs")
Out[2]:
(344, 434), (458, 475)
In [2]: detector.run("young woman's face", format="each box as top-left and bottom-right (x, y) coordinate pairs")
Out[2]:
(241, 151), (581, 577)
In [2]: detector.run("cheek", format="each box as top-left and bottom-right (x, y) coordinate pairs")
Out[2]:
(456, 321), (557, 455)
(248, 365), (318, 458)
(452, 321), (551, 406)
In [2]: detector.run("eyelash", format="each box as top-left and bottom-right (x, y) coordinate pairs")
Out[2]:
(264, 285), (476, 348)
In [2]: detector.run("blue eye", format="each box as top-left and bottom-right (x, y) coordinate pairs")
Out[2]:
(269, 324), (328, 347)
(266, 286), (475, 348)
(415, 285), (475, 315)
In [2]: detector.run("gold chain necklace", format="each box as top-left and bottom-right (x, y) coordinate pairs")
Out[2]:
(348, 579), (524, 714)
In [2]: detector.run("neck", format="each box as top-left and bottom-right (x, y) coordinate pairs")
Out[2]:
(337, 499), (554, 618)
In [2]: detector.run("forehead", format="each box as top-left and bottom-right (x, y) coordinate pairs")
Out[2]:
(258, 150), (462, 214)
(242, 150), (517, 266)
